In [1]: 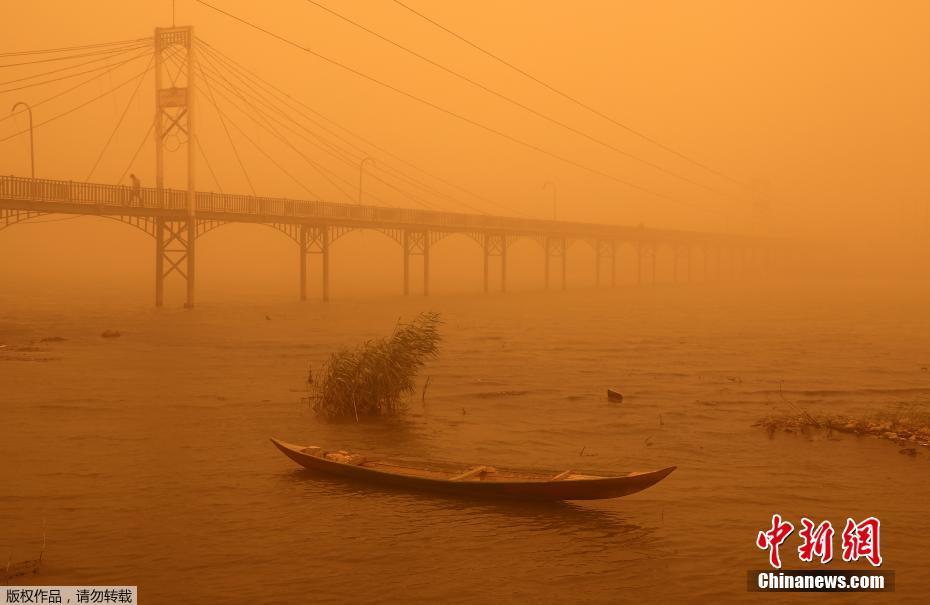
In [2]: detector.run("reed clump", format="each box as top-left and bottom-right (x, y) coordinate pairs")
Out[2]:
(310, 312), (441, 421)
(756, 401), (930, 450)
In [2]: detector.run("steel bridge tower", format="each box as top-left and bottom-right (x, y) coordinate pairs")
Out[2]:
(153, 26), (195, 307)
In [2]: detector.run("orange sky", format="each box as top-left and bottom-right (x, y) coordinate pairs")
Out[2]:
(2, 1), (929, 299)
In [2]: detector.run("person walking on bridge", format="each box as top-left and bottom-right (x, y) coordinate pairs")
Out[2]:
(129, 173), (141, 205)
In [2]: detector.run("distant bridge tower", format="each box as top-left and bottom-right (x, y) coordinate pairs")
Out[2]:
(154, 26), (196, 307)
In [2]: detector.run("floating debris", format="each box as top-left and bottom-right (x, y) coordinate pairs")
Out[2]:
(607, 388), (624, 403)
(1, 557), (41, 582)
(3, 523), (45, 582)
(101, 330), (121, 338)
(578, 445), (596, 457)
(756, 409), (930, 452)
(474, 390), (529, 399)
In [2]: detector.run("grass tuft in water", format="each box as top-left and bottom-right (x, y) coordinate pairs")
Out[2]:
(310, 311), (442, 421)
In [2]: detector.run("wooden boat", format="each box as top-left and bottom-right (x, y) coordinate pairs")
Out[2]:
(271, 438), (675, 501)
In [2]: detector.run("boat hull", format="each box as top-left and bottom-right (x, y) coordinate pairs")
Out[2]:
(271, 438), (675, 501)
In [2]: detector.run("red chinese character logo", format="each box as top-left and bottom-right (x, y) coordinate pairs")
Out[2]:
(756, 513), (795, 568)
(841, 517), (882, 566)
(797, 518), (835, 563)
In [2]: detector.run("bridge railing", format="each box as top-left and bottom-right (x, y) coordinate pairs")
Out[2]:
(201, 192), (549, 234)
(0, 175), (187, 209)
(192, 189), (587, 235)
(1, 175), (747, 244)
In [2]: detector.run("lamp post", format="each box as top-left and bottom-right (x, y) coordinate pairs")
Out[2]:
(358, 156), (376, 205)
(543, 181), (556, 220)
(11, 101), (35, 179)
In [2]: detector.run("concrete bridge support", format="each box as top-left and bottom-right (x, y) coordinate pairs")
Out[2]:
(652, 242), (657, 284)
(543, 237), (567, 290)
(612, 240), (617, 287)
(703, 244), (710, 282)
(638, 241), (657, 285)
(685, 244), (691, 284)
(595, 239), (615, 287)
(671, 244), (693, 284)
(403, 229), (429, 296)
(299, 225), (330, 302)
(484, 233), (507, 293)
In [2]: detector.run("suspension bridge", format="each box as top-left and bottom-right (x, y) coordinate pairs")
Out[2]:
(1, 20), (777, 307)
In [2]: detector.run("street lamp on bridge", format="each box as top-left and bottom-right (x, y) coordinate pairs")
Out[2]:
(543, 181), (556, 220)
(11, 101), (35, 179)
(358, 156), (376, 205)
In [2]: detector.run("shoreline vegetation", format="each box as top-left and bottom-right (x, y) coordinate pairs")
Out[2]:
(309, 311), (442, 421)
(756, 403), (930, 456)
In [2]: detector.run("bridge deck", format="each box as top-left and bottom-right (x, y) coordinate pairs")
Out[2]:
(0, 175), (751, 244)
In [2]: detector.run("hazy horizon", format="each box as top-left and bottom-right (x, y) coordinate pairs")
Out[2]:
(3, 1), (928, 303)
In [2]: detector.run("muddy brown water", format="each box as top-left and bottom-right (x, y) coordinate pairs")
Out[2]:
(2, 282), (928, 603)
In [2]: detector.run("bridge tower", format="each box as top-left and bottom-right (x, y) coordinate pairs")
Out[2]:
(153, 26), (196, 308)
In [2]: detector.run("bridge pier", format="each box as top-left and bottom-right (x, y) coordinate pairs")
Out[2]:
(501, 238), (507, 293)
(544, 237), (550, 290)
(154, 219), (194, 308)
(322, 227), (331, 301)
(543, 236), (566, 290)
(483, 236), (489, 293)
(685, 244), (691, 284)
(595, 239), (614, 287)
(703, 244), (709, 282)
(652, 242), (657, 284)
(403, 229), (429, 296)
(483, 233), (507, 293)
(612, 240), (617, 287)
(155, 218), (165, 306)
(186, 221), (195, 308)
(298, 225), (330, 302)
(424, 231), (431, 296)
(299, 227), (307, 301)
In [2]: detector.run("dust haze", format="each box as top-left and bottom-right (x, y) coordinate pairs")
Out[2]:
(2, 1), (927, 301)
(2, 2), (929, 604)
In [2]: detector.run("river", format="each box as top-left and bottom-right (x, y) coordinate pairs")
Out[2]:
(1, 281), (928, 603)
